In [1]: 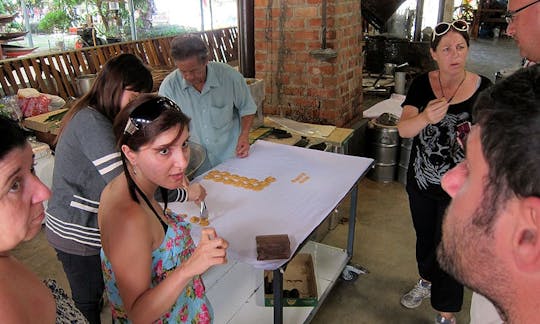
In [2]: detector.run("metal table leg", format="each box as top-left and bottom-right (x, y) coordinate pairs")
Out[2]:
(341, 182), (369, 281)
(273, 268), (283, 324)
(347, 184), (358, 257)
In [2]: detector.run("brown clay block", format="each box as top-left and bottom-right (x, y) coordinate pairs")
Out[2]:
(256, 234), (291, 260)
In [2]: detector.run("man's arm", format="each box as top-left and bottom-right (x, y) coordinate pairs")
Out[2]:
(236, 114), (255, 158)
(228, 65), (257, 158)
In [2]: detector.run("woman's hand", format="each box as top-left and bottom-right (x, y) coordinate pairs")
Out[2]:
(187, 183), (206, 204)
(182, 228), (229, 277)
(422, 98), (449, 124)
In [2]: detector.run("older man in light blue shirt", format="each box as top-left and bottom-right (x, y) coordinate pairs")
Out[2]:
(159, 35), (257, 175)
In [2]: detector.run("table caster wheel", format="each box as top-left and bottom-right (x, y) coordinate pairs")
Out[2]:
(341, 268), (358, 281)
(341, 264), (368, 281)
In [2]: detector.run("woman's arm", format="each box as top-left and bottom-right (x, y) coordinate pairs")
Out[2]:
(397, 98), (449, 138)
(74, 109), (124, 184)
(397, 105), (426, 138)
(125, 228), (228, 321)
(155, 181), (206, 204)
(102, 204), (226, 323)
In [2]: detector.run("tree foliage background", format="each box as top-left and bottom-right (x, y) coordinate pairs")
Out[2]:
(2, 0), (165, 38)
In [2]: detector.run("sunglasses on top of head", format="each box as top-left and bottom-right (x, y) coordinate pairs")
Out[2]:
(124, 97), (181, 135)
(503, 0), (540, 24)
(432, 20), (469, 41)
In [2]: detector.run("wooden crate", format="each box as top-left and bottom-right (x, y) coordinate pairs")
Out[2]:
(23, 108), (67, 135)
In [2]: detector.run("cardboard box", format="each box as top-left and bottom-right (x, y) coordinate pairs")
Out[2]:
(246, 78), (265, 129)
(23, 108), (68, 135)
(264, 253), (318, 307)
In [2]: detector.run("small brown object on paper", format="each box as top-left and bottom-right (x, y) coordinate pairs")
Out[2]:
(256, 234), (291, 260)
(199, 219), (210, 227)
(298, 176), (310, 184)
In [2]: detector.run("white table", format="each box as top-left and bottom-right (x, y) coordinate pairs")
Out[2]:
(169, 140), (373, 323)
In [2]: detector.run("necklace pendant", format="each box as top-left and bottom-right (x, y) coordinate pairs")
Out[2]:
(438, 71), (467, 104)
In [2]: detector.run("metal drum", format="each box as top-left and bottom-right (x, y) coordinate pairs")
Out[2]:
(397, 137), (413, 185)
(366, 119), (400, 182)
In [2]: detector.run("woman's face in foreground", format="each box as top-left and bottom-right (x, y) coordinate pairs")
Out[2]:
(129, 125), (191, 190)
(0, 143), (51, 254)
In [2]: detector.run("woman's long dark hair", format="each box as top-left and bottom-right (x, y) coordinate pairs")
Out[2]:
(55, 53), (153, 143)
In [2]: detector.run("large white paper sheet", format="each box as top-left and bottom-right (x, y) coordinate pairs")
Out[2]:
(266, 116), (336, 138)
(168, 141), (373, 270)
(362, 93), (405, 119)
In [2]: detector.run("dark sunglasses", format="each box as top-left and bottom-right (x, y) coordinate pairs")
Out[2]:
(503, 0), (540, 24)
(432, 20), (469, 41)
(124, 97), (181, 135)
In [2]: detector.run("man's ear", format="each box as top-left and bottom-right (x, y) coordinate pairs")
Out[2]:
(121, 144), (136, 166)
(513, 197), (540, 272)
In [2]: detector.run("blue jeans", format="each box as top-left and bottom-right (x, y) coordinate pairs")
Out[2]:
(56, 250), (104, 324)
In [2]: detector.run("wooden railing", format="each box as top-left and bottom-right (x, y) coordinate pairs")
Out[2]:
(0, 27), (238, 99)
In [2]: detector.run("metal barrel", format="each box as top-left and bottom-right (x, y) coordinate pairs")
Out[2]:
(366, 119), (400, 182)
(397, 137), (413, 185)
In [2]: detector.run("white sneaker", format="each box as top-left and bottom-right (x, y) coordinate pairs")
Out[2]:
(435, 314), (456, 324)
(400, 278), (431, 308)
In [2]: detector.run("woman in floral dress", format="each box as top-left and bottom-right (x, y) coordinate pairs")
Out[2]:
(98, 94), (229, 323)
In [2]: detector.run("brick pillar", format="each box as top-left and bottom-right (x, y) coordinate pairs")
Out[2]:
(254, 0), (363, 127)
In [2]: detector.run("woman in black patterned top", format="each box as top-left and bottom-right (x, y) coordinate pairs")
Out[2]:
(397, 20), (492, 324)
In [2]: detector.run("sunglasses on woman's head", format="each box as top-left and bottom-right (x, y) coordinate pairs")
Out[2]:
(124, 97), (181, 135)
(432, 20), (469, 41)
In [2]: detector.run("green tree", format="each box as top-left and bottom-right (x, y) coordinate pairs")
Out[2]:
(38, 10), (71, 32)
(84, 0), (156, 38)
(0, 0), (18, 14)
(37, 0), (84, 32)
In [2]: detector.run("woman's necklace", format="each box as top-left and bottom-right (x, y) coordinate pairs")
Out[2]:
(438, 71), (466, 103)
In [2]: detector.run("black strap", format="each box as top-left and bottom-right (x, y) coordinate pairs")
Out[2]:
(133, 183), (168, 232)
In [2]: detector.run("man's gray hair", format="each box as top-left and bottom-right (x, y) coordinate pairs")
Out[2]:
(170, 34), (209, 63)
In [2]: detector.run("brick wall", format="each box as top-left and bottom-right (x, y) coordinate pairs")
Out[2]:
(254, 0), (363, 127)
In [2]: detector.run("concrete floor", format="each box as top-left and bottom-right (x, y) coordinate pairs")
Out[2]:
(466, 37), (522, 82)
(313, 179), (448, 324)
(11, 37), (519, 324)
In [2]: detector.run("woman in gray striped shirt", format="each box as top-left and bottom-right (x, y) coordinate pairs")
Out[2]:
(46, 54), (205, 323)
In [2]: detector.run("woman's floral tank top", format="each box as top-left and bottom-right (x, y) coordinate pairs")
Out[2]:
(100, 210), (212, 323)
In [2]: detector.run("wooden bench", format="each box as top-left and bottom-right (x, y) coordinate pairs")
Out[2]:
(0, 27), (238, 99)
